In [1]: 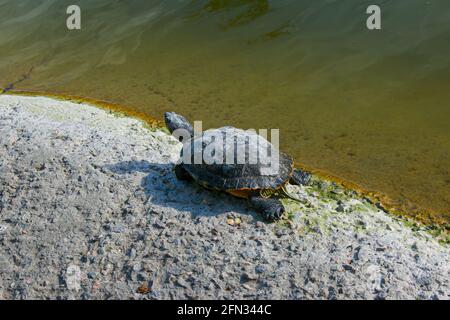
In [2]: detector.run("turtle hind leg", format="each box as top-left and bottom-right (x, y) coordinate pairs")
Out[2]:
(290, 168), (311, 186)
(249, 195), (285, 221)
(174, 164), (192, 181)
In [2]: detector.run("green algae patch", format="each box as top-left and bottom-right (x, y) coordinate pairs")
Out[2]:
(278, 174), (449, 244)
(297, 163), (450, 231)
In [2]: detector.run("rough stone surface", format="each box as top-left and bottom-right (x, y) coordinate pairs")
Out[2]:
(0, 94), (448, 300)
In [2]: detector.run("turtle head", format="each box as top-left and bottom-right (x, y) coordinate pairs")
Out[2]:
(164, 112), (194, 139)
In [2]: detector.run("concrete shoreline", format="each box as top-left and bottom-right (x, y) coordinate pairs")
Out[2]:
(0, 94), (448, 299)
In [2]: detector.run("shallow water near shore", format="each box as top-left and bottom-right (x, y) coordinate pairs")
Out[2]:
(0, 0), (449, 224)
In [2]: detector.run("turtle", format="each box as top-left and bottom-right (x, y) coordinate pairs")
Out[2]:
(164, 112), (311, 221)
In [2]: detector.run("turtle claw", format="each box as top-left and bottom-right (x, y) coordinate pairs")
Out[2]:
(263, 208), (284, 221)
(250, 196), (285, 221)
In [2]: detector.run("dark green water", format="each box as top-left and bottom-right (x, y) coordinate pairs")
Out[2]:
(0, 0), (449, 223)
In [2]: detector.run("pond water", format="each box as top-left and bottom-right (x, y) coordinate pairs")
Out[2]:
(0, 0), (449, 224)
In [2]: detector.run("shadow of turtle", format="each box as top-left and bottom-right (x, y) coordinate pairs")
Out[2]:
(106, 160), (257, 219)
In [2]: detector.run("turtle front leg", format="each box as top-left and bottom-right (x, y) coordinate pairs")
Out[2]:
(290, 168), (311, 186)
(249, 195), (285, 221)
(174, 164), (192, 181)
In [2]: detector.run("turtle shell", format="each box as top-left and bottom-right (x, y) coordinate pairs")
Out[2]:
(180, 127), (294, 190)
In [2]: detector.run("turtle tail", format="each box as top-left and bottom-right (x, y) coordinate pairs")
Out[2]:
(259, 184), (303, 203)
(280, 184), (304, 202)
